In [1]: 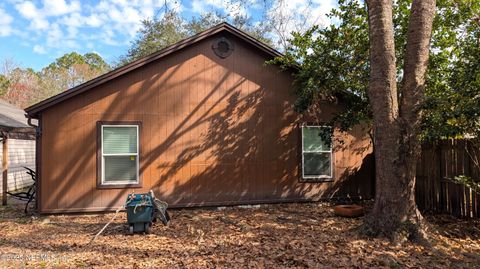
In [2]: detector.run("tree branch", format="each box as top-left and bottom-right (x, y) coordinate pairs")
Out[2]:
(399, 0), (436, 132)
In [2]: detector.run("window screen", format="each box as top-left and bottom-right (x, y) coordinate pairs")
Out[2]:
(302, 126), (332, 179)
(101, 125), (139, 184)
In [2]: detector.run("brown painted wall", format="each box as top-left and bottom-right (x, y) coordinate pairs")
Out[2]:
(39, 33), (373, 213)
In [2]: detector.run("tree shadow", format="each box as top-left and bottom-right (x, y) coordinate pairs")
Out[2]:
(38, 31), (374, 213)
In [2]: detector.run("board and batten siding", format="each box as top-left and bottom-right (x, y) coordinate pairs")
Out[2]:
(38, 33), (373, 213)
(0, 139), (35, 193)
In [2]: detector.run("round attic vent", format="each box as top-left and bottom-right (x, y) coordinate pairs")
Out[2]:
(212, 37), (234, 58)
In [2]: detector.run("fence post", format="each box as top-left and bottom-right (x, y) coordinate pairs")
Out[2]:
(2, 133), (8, 206)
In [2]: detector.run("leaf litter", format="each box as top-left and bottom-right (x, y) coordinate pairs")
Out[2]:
(0, 202), (479, 268)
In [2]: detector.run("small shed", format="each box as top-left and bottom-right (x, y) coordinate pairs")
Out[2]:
(0, 100), (36, 205)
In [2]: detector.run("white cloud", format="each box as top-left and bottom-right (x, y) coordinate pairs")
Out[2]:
(309, 0), (336, 26)
(85, 14), (103, 27)
(268, 0), (335, 32)
(15, 1), (39, 19)
(7, 0), (334, 55)
(42, 0), (80, 16)
(73, 0), (184, 45)
(45, 23), (63, 47)
(191, 0), (248, 18)
(14, 1), (47, 29)
(0, 8), (13, 36)
(1, 0), (339, 70)
(61, 12), (83, 27)
(31, 18), (49, 30)
(16, 0), (80, 18)
(15, 0), (82, 31)
(266, 0), (336, 49)
(188, 0), (335, 51)
(10, 0), (167, 50)
(191, 0), (206, 14)
(33, 44), (47, 54)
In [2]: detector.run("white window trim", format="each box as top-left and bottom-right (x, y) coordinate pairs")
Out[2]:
(101, 125), (139, 185)
(301, 125), (333, 179)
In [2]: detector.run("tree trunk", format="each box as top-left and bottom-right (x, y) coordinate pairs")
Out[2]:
(364, 0), (436, 240)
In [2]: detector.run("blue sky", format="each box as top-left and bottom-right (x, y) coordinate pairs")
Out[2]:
(0, 0), (335, 71)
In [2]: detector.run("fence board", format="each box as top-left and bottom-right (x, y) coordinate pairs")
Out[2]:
(416, 139), (480, 218)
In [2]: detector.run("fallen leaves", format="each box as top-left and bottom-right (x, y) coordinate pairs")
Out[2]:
(0, 202), (479, 268)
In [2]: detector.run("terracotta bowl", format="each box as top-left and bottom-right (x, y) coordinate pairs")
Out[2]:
(334, 204), (364, 217)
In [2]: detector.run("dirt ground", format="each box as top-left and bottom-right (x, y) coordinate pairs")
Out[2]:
(0, 201), (479, 269)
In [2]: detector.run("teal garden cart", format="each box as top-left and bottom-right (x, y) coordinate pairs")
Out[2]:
(126, 193), (154, 234)
(125, 191), (171, 234)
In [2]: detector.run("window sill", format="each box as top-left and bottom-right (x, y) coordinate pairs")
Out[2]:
(97, 183), (142, 189)
(299, 178), (334, 183)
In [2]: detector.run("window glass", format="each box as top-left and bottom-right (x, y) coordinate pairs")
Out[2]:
(101, 125), (139, 184)
(302, 127), (330, 152)
(103, 127), (137, 154)
(302, 126), (332, 179)
(104, 156), (137, 182)
(303, 152), (331, 176)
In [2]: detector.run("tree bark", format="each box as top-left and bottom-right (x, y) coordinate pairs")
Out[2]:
(364, 0), (436, 240)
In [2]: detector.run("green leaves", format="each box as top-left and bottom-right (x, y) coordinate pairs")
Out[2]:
(452, 175), (480, 194)
(120, 11), (189, 65)
(119, 10), (272, 66)
(269, 0), (370, 132)
(1, 52), (110, 108)
(272, 0), (480, 140)
(0, 74), (10, 96)
(423, 0), (480, 140)
(40, 52), (111, 95)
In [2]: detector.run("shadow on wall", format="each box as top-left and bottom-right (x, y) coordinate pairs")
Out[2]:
(44, 35), (373, 211)
(323, 131), (374, 201)
(325, 152), (374, 201)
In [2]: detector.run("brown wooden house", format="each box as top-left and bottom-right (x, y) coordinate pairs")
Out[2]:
(25, 23), (373, 213)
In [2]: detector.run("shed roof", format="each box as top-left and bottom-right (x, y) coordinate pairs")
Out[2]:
(0, 99), (35, 138)
(0, 100), (32, 129)
(25, 22), (283, 118)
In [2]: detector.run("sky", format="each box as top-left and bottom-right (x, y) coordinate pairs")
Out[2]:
(0, 0), (336, 71)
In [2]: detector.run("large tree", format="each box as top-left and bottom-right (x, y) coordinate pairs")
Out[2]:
(272, 0), (480, 140)
(365, 0), (435, 238)
(272, 0), (480, 239)
(39, 52), (110, 97)
(0, 52), (110, 108)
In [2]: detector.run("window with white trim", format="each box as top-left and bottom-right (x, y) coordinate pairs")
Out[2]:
(301, 126), (333, 179)
(101, 125), (139, 185)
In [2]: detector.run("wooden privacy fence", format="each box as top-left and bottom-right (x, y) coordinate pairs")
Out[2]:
(416, 139), (480, 218)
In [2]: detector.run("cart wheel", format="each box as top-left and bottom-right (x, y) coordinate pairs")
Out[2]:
(144, 223), (151, 234)
(128, 225), (134, 235)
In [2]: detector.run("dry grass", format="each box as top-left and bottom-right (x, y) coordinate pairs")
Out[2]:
(0, 202), (479, 268)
